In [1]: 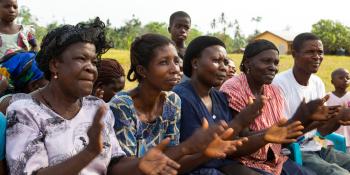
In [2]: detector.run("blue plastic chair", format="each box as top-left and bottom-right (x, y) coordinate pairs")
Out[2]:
(289, 132), (346, 166)
(0, 112), (5, 161)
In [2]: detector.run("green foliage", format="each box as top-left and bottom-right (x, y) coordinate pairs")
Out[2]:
(186, 27), (202, 44)
(312, 19), (350, 54)
(142, 22), (170, 37)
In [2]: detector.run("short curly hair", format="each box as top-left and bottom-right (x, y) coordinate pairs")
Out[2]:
(36, 17), (112, 80)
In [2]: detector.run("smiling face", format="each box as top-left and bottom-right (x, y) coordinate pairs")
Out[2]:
(293, 39), (324, 74)
(141, 44), (181, 91)
(50, 42), (98, 98)
(192, 45), (228, 87)
(245, 49), (279, 85)
(0, 0), (18, 23)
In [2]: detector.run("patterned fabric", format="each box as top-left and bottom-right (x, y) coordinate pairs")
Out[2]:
(0, 25), (36, 58)
(220, 73), (288, 175)
(110, 91), (181, 157)
(5, 95), (125, 175)
(0, 51), (44, 91)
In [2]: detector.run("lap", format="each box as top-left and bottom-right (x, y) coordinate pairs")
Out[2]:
(302, 150), (349, 175)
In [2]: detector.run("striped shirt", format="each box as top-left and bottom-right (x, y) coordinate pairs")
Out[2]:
(220, 73), (288, 175)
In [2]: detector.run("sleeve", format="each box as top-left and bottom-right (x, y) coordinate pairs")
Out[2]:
(109, 97), (137, 157)
(104, 109), (126, 158)
(0, 113), (5, 160)
(164, 93), (181, 146)
(6, 106), (49, 175)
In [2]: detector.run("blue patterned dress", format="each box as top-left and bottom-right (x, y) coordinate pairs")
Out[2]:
(109, 91), (181, 157)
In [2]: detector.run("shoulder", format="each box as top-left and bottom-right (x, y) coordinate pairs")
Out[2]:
(173, 81), (191, 96)
(172, 81), (196, 103)
(82, 95), (106, 107)
(273, 69), (292, 86)
(6, 96), (42, 123)
(220, 74), (247, 97)
(164, 91), (181, 106)
(109, 92), (135, 120)
(310, 74), (325, 87)
(109, 91), (133, 107)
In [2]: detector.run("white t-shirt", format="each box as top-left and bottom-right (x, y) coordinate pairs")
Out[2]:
(6, 95), (125, 175)
(326, 92), (350, 147)
(273, 69), (326, 152)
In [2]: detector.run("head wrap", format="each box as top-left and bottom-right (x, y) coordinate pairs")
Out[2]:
(0, 51), (44, 91)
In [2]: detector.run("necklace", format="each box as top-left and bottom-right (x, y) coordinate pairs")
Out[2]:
(39, 89), (82, 117)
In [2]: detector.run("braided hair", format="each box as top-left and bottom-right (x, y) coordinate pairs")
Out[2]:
(36, 17), (112, 80)
(95, 58), (125, 85)
(128, 33), (174, 82)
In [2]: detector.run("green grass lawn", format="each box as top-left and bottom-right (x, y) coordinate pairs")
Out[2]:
(103, 49), (350, 92)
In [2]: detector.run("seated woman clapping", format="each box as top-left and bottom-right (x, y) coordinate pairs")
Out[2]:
(110, 33), (245, 174)
(5, 18), (180, 175)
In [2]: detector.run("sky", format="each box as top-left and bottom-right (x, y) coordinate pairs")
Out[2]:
(18, 0), (350, 36)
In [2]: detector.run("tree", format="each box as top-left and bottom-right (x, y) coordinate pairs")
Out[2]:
(232, 20), (246, 52)
(312, 19), (350, 54)
(142, 22), (169, 37)
(251, 16), (262, 36)
(186, 27), (202, 44)
(113, 15), (142, 49)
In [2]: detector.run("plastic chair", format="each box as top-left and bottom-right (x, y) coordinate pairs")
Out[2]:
(289, 132), (346, 165)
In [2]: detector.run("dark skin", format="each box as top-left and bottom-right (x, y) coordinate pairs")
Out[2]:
(226, 59), (236, 80)
(129, 43), (248, 173)
(292, 40), (324, 86)
(224, 49), (304, 157)
(0, 0), (38, 51)
(0, 161), (5, 175)
(331, 68), (349, 98)
(94, 76), (126, 102)
(284, 39), (350, 136)
(25, 42), (181, 175)
(168, 16), (191, 58)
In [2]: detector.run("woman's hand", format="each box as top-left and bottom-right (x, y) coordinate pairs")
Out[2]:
(86, 105), (107, 157)
(139, 138), (180, 175)
(264, 119), (304, 144)
(183, 119), (248, 158)
(204, 128), (248, 158)
(238, 96), (268, 121)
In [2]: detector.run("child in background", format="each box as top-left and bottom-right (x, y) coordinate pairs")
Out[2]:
(0, 0), (38, 58)
(326, 68), (350, 152)
(93, 58), (126, 102)
(168, 11), (191, 81)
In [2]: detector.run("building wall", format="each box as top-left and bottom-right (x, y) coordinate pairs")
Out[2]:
(254, 33), (290, 54)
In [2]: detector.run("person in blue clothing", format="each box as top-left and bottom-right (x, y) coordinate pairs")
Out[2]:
(173, 36), (308, 175)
